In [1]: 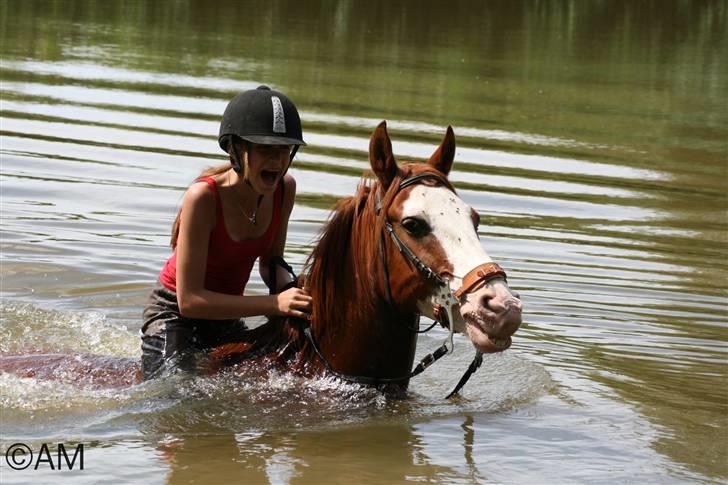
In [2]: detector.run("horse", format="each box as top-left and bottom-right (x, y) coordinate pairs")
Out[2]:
(0, 122), (523, 394)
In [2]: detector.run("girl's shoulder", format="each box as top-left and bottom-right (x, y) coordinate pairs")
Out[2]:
(282, 173), (296, 191)
(183, 178), (219, 212)
(281, 174), (297, 212)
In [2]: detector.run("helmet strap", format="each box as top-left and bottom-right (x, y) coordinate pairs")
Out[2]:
(229, 142), (243, 175)
(282, 145), (299, 176)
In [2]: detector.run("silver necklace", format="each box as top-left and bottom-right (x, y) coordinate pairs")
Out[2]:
(228, 171), (263, 225)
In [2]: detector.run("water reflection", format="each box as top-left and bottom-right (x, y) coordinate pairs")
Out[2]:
(148, 422), (469, 484)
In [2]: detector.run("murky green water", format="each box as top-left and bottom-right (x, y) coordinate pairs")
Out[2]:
(1, 1), (726, 483)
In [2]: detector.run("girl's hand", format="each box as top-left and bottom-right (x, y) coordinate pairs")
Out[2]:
(275, 287), (312, 318)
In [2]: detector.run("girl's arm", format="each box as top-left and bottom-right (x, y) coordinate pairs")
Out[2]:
(175, 181), (310, 319)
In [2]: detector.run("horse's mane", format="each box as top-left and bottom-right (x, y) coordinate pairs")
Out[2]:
(306, 180), (378, 338)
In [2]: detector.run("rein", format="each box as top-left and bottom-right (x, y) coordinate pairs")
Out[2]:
(300, 172), (509, 397)
(303, 326), (450, 386)
(273, 256), (451, 386)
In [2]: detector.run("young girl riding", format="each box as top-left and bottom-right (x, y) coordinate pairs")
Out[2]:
(141, 86), (312, 379)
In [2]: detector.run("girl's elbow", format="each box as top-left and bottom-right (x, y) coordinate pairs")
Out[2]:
(177, 292), (200, 317)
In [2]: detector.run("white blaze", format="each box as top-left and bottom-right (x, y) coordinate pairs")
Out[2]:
(400, 185), (493, 329)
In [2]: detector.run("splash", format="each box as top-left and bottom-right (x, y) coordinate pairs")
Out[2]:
(0, 301), (139, 356)
(0, 301), (552, 436)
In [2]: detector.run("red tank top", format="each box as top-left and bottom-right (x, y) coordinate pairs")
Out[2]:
(159, 176), (283, 295)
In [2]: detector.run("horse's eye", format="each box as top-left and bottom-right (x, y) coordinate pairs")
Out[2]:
(401, 217), (430, 237)
(471, 209), (480, 230)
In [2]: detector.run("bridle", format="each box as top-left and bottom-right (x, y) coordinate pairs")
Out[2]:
(303, 171), (509, 397)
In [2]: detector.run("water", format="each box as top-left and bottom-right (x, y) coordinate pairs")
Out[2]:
(1, 1), (726, 483)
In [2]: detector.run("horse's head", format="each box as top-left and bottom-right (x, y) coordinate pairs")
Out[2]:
(370, 121), (522, 354)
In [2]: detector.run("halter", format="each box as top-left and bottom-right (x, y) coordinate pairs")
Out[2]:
(303, 171), (508, 397)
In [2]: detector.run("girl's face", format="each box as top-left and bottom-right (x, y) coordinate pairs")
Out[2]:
(242, 143), (291, 195)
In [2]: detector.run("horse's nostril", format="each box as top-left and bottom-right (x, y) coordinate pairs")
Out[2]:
(511, 290), (521, 300)
(482, 295), (496, 311)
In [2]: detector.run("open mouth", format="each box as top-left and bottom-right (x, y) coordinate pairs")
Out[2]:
(481, 334), (512, 353)
(261, 169), (280, 185)
(465, 321), (512, 353)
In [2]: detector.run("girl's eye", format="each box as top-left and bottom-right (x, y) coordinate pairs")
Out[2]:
(401, 217), (431, 237)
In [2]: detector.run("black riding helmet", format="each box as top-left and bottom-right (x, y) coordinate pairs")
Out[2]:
(219, 86), (306, 174)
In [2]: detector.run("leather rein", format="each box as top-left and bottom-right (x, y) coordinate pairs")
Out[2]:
(301, 171), (508, 397)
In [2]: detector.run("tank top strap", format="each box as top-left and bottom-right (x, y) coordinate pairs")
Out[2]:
(195, 176), (223, 219)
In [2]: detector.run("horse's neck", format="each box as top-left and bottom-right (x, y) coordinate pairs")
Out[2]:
(293, 193), (419, 379)
(308, 299), (419, 380)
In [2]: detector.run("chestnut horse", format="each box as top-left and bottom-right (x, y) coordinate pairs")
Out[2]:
(0, 122), (522, 394)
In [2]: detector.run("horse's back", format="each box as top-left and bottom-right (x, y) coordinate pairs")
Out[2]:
(0, 352), (141, 388)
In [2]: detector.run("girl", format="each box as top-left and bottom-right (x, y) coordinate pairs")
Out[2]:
(141, 86), (312, 379)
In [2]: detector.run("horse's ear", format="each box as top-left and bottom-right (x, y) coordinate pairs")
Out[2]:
(427, 125), (455, 176)
(369, 121), (398, 189)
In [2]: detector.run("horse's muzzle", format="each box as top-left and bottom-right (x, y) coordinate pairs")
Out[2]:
(459, 282), (523, 353)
